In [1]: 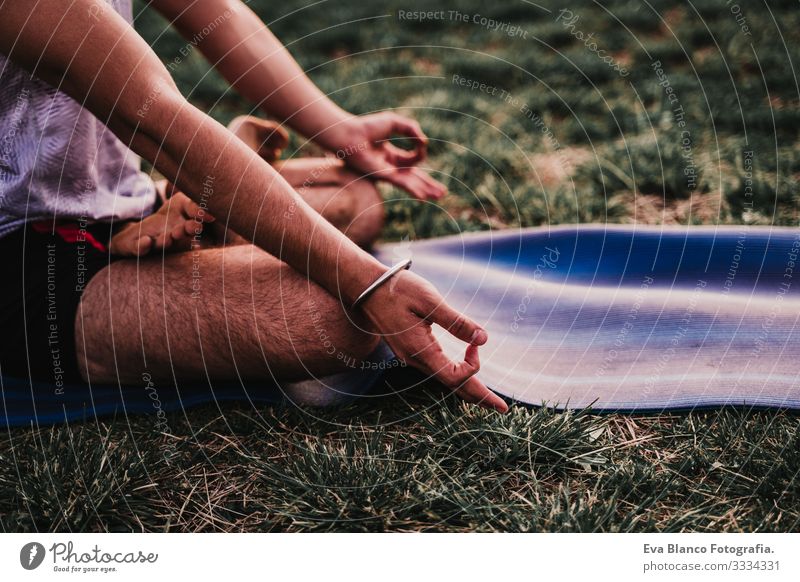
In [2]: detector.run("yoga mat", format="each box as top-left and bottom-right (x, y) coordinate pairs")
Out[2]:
(4, 224), (800, 427)
(374, 224), (800, 412)
(1, 344), (393, 428)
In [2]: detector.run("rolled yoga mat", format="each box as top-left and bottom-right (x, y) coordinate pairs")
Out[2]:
(374, 224), (800, 412)
(3, 224), (800, 427)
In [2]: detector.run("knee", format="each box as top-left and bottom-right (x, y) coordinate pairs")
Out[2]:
(297, 281), (381, 371)
(74, 323), (107, 383)
(342, 176), (385, 248)
(73, 268), (120, 384)
(338, 318), (382, 364)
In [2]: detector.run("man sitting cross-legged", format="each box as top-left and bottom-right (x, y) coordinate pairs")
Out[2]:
(0, 0), (507, 412)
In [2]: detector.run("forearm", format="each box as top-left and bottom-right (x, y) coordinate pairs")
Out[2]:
(0, 0), (384, 303)
(151, 101), (382, 304)
(153, 0), (353, 150)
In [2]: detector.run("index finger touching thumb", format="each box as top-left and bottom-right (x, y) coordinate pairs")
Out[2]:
(428, 301), (488, 346)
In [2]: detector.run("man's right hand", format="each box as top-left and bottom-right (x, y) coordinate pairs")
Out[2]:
(360, 269), (508, 412)
(0, 0), (508, 415)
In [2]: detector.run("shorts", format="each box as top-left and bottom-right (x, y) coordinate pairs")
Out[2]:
(0, 220), (122, 385)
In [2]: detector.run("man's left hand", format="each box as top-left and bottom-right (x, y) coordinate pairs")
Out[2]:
(334, 112), (447, 201)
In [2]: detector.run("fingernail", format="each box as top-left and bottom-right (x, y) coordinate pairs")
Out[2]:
(470, 329), (488, 345)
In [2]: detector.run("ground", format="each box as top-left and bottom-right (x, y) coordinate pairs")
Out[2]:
(2, 0), (799, 532)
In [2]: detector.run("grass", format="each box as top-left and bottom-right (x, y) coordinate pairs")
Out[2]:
(3, 396), (799, 531)
(3, 0), (800, 532)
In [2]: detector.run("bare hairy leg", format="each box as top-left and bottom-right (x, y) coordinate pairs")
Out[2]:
(79, 117), (387, 386)
(75, 244), (380, 384)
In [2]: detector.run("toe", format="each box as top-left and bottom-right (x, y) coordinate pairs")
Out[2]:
(184, 219), (202, 238)
(154, 230), (173, 250)
(134, 235), (154, 257)
(172, 221), (191, 241)
(179, 194), (214, 222)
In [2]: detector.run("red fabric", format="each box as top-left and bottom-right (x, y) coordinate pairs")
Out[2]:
(30, 221), (107, 252)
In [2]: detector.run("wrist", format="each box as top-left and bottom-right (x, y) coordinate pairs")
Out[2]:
(313, 110), (362, 154)
(338, 254), (388, 308)
(351, 258), (412, 310)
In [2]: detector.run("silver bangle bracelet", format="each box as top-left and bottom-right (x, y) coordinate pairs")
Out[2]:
(351, 258), (412, 310)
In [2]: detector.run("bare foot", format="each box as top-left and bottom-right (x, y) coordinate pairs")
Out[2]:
(227, 115), (289, 161)
(111, 117), (285, 257)
(109, 190), (215, 257)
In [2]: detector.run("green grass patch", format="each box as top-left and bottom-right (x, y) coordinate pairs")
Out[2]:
(3, 0), (799, 532)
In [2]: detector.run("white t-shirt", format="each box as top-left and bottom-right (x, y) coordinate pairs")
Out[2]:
(0, 0), (156, 238)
